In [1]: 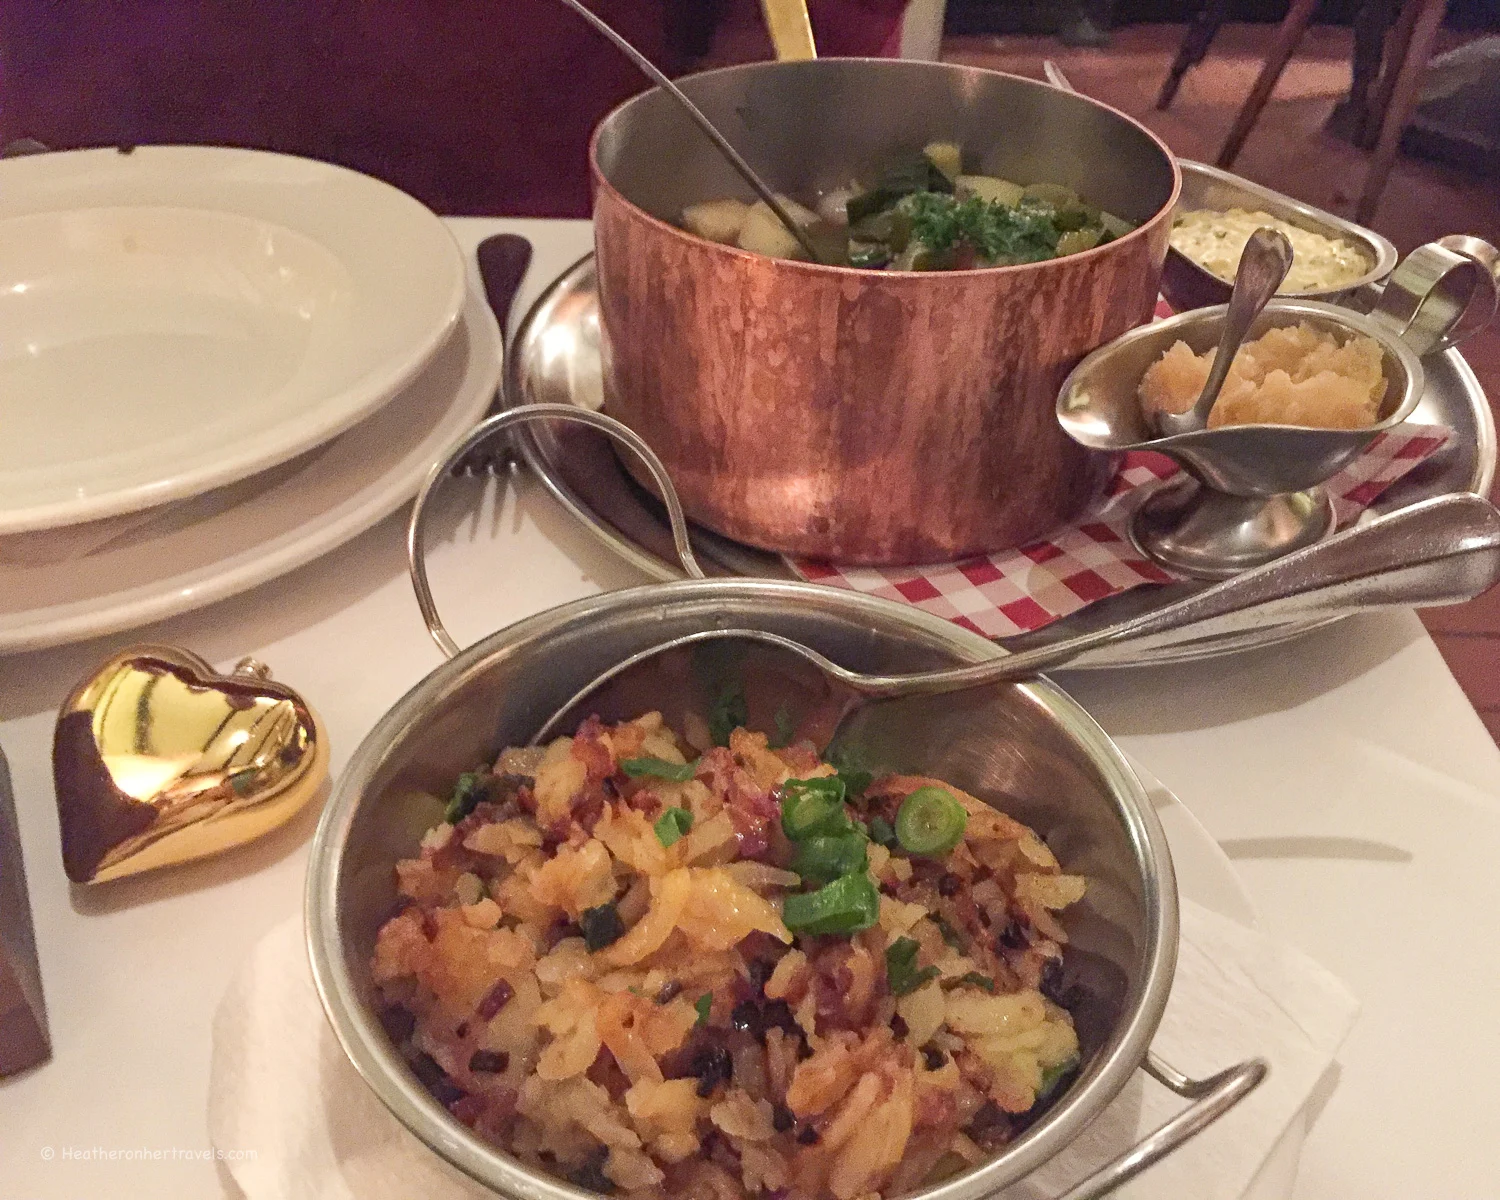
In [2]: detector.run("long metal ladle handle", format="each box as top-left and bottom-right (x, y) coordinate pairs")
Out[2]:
(408, 404), (707, 658)
(550, 0), (820, 262)
(532, 491), (1500, 743)
(1187, 227), (1293, 428)
(805, 492), (1500, 695)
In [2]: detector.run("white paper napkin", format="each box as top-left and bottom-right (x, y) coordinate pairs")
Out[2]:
(208, 902), (1357, 1200)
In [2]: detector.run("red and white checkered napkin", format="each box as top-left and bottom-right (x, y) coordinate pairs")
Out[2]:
(791, 425), (1453, 640)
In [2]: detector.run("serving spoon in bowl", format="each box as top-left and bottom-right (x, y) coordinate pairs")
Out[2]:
(530, 490), (1500, 746)
(1152, 226), (1294, 437)
(409, 408), (1500, 722)
(550, 0), (821, 261)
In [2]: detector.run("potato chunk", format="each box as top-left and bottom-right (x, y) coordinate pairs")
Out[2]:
(922, 141), (963, 182)
(956, 175), (1025, 207)
(737, 200), (808, 260)
(682, 198), (750, 245)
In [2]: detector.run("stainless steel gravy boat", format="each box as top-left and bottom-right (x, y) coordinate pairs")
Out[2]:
(1058, 237), (1499, 577)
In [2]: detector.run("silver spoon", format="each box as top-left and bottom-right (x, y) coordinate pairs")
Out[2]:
(532, 491), (1500, 744)
(1153, 226), (1294, 437)
(1042, 59), (1074, 91)
(551, 0), (821, 262)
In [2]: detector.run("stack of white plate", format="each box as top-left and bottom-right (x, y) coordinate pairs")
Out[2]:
(0, 146), (500, 653)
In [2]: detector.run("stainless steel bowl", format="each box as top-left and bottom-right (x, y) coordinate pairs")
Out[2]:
(1161, 160), (1399, 313)
(306, 578), (1258, 1200)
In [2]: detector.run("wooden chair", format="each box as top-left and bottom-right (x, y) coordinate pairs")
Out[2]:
(1158, 0), (1452, 224)
(1156, 0), (1233, 110)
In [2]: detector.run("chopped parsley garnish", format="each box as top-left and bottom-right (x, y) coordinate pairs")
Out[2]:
(934, 914), (967, 950)
(845, 154), (954, 224)
(694, 993), (713, 1025)
(444, 771), (487, 824)
(958, 971), (997, 992)
(654, 807), (694, 848)
(770, 703), (796, 749)
(885, 937), (941, 996)
(900, 192), (1062, 266)
(622, 756), (696, 782)
(708, 683), (748, 748)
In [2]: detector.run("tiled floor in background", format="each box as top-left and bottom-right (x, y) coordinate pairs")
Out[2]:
(943, 23), (1499, 745)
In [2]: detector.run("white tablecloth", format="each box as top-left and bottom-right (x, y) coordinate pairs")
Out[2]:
(1, 218), (1497, 1200)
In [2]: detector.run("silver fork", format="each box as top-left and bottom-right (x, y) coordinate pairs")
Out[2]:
(455, 233), (534, 476)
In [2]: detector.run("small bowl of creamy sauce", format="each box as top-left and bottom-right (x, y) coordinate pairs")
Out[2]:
(1171, 208), (1373, 293)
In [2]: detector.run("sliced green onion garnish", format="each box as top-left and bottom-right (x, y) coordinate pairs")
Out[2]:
(780, 776), (851, 841)
(654, 806), (694, 848)
(790, 833), (868, 887)
(895, 787), (967, 856)
(781, 872), (880, 936)
(621, 756), (696, 782)
(784, 776), (845, 802)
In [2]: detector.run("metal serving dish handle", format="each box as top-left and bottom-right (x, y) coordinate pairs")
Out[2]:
(1052, 1054), (1266, 1200)
(408, 405), (1269, 1196)
(409, 404), (707, 656)
(1363, 237), (1499, 357)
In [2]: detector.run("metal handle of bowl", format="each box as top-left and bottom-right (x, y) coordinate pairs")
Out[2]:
(1438, 233), (1500, 282)
(1368, 237), (1499, 357)
(407, 403), (707, 657)
(1048, 1053), (1268, 1200)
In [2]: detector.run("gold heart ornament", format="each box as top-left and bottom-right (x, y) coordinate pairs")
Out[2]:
(52, 646), (328, 884)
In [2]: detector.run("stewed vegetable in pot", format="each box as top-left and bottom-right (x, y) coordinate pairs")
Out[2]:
(682, 142), (1133, 270)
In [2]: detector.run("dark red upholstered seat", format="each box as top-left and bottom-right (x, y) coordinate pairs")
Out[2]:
(0, 0), (907, 216)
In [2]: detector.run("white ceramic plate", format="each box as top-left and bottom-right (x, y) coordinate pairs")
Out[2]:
(0, 146), (466, 533)
(0, 283), (499, 652)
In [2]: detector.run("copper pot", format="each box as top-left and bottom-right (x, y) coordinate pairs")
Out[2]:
(591, 60), (1179, 565)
